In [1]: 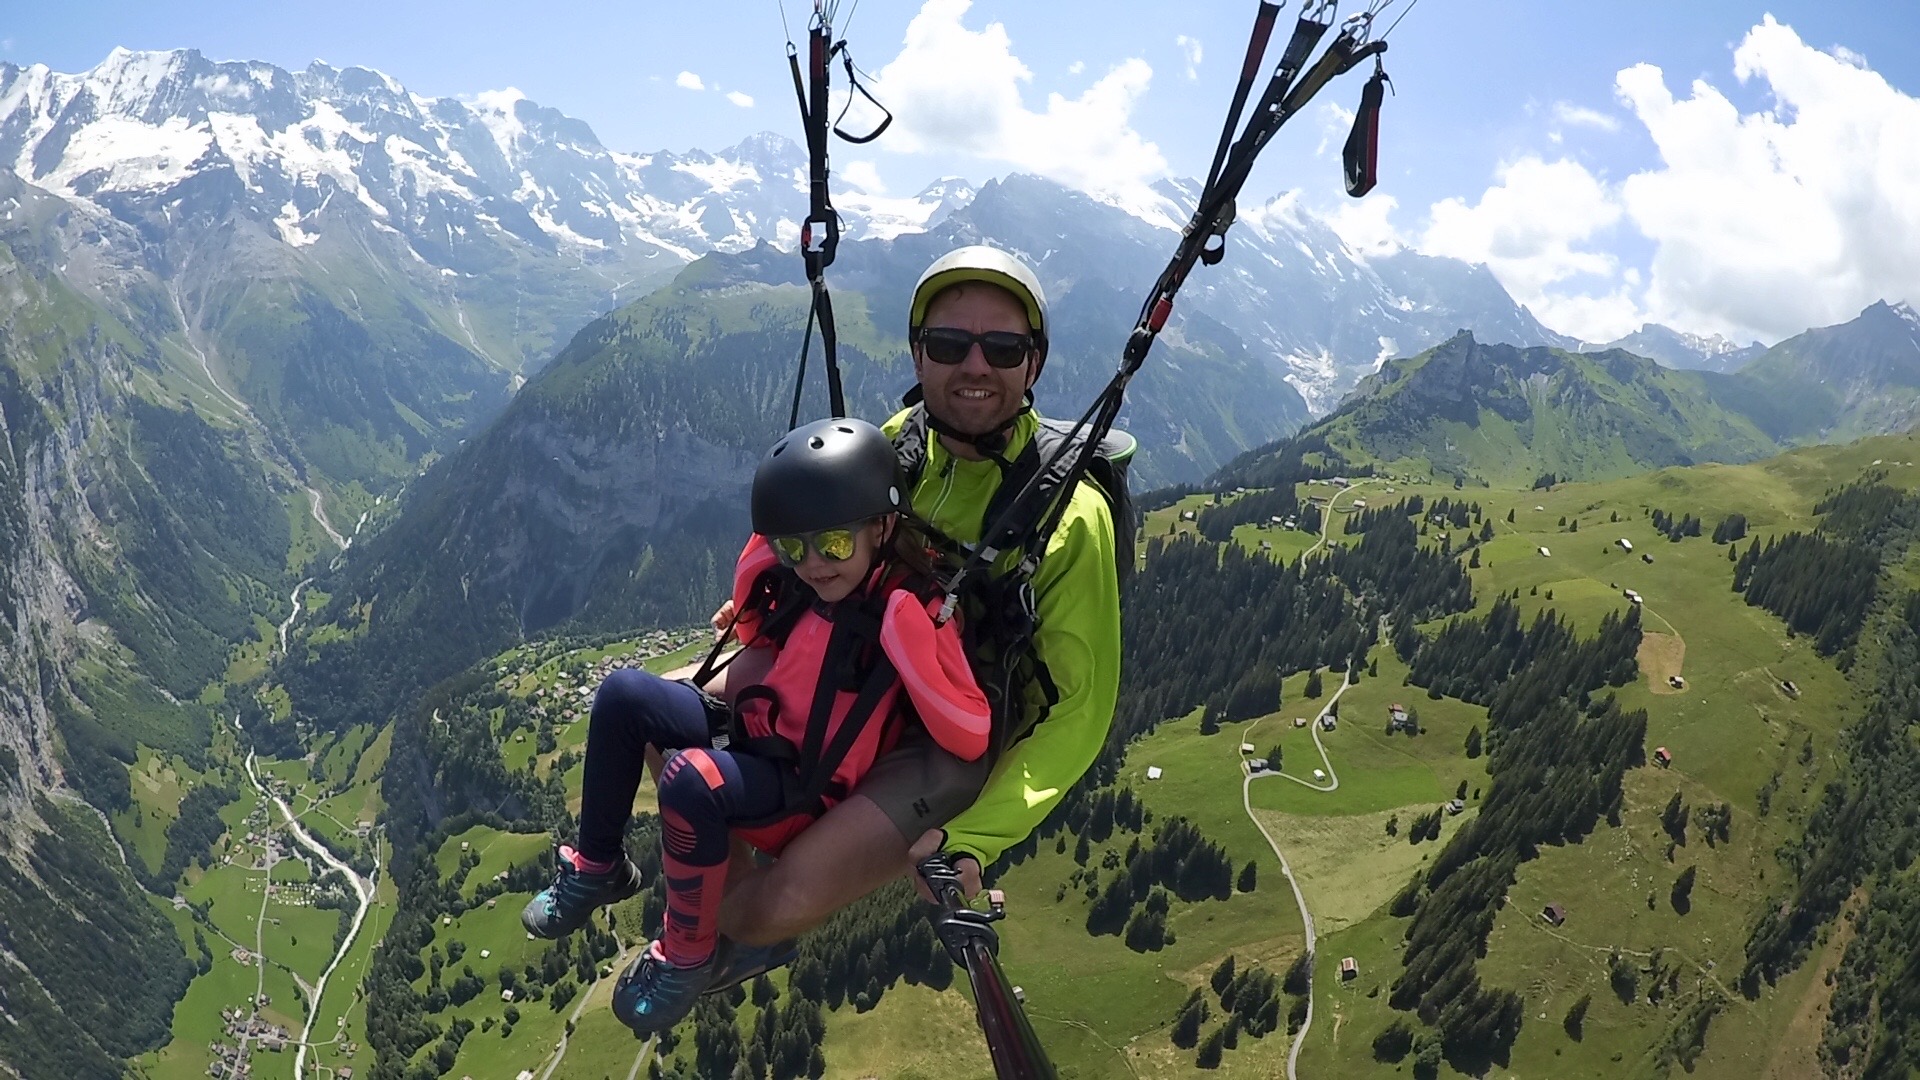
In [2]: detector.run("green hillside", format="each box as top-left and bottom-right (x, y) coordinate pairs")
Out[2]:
(1305, 332), (1785, 487)
(335, 427), (1920, 1078)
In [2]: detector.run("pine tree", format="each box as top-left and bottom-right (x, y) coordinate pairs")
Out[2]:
(1237, 861), (1258, 893)
(1304, 668), (1324, 698)
(1563, 992), (1591, 1040)
(1211, 955), (1236, 995)
(1465, 725), (1483, 759)
(1506, 508), (1516, 524)
(1171, 989), (1207, 1048)
(1671, 865), (1697, 913)
(1196, 1024), (1226, 1069)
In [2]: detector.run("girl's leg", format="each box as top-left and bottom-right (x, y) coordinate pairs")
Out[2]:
(652, 747), (789, 967)
(524, 670), (716, 940)
(576, 669), (716, 864)
(613, 746), (789, 1035)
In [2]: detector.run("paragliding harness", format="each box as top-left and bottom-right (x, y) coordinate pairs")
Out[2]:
(686, 556), (942, 829)
(892, 391), (1138, 760)
(783, 0), (890, 427)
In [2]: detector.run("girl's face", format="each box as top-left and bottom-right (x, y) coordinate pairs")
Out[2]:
(783, 517), (889, 603)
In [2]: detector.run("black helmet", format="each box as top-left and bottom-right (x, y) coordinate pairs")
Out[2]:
(752, 417), (905, 537)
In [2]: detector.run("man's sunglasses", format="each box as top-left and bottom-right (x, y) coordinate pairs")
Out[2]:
(770, 526), (862, 566)
(916, 327), (1037, 369)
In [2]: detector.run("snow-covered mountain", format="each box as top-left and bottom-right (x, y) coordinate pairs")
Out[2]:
(1582, 323), (1766, 373)
(0, 47), (969, 261)
(1, 46), (1568, 423)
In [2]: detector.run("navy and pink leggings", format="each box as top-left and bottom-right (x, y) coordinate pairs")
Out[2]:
(576, 669), (790, 967)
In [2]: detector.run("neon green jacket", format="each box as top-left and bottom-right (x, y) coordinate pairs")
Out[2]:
(882, 407), (1122, 866)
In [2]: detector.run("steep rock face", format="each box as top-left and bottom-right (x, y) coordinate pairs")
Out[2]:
(0, 270), (199, 1078)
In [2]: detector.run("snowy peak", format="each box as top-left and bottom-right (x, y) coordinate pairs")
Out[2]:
(0, 50), (903, 264)
(1585, 323), (1765, 373)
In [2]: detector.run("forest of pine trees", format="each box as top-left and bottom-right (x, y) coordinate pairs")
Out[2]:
(1386, 596), (1645, 1070)
(1732, 480), (1920, 663)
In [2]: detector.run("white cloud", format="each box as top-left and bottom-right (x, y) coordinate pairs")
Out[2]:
(841, 160), (887, 194)
(675, 71), (705, 91)
(1614, 15), (1920, 340)
(1420, 156), (1630, 340)
(870, 0), (1167, 209)
(1327, 193), (1406, 258)
(1407, 16), (1917, 344)
(1551, 101), (1621, 132)
(1067, 60), (1085, 75)
(725, 90), (754, 108)
(1175, 35), (1202, 80)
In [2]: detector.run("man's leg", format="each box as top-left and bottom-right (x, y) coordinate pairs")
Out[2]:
(717, 793), (909, 946)
(718, 727), (991, 946)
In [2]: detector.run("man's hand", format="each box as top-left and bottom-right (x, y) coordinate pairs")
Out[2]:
(710, 598), (737, 642)
(908, 828), (981, 904)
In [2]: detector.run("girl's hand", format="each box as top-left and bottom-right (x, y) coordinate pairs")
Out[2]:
(710, 598), (737, 641)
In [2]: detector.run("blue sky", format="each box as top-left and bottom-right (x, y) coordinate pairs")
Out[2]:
(15, 2), (1920, 344)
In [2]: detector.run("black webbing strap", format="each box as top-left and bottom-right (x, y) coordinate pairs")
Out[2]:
(1344, 59), (1390, 197)
(935, 3), (1393, 618)
(782, 7), (890, 427)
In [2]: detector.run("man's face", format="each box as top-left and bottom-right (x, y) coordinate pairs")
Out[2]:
(913, 283), (1038, 440)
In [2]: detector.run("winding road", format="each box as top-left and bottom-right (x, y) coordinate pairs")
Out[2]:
(237, 722), (379, 1080)
(1240, 672), (1358, 1080)
(1237, 479), (1373, 1080)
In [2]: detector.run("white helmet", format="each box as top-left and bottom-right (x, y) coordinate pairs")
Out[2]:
(908, 245), (1049, 366)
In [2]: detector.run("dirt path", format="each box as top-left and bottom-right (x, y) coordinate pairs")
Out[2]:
(1238, 673), (1361, 1080)
(1301, 479), (1378, 561)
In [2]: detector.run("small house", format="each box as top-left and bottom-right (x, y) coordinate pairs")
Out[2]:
(1259, 540), (1272, 551)
(1181, 510), (1197, 521)
(1534, 505), (1546, 512)
(1623, 588), (1643, 604)
(1312, 768), (1327, 781)
(1668, 675), (1686, 689)
(1146, 766), (1164, 781)
(1387, 704), (1415, 734)
(1240, 743), (1256, 754)
(1320, 714), (1337, 731)
(1654, 746), (1672, 768)
(1339, 957), (1359, 981)
(1642, 552), (1655, 564)
(1782, 679), (1801, 698)
(1538, 546), (1552, 557)
(1616, 538), (1634, 552)
(1294, 716), (1309, 728)
(501, 989), (516, 1003)
(1270, 516), (1285, 525)
(1446, 798), (1466, 815)
(479, 949), (491, 959)
(1542, 903), (1567, 927)
(1351, 498), (1368, 510)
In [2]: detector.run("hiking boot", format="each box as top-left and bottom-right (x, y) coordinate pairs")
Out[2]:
(520, 845), (641, 939)
(704, 937), (799, 995)
(612, 938), (726, 1037)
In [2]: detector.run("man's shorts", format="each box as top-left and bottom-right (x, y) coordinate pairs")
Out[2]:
(851, 725), (993, 841)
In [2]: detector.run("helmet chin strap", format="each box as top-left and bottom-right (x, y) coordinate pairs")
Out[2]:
(904, 385), (1034, 467)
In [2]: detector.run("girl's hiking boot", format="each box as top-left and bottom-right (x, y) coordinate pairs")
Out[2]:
(613, 938), (726, 1037)
(521, 845), (641, 939)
